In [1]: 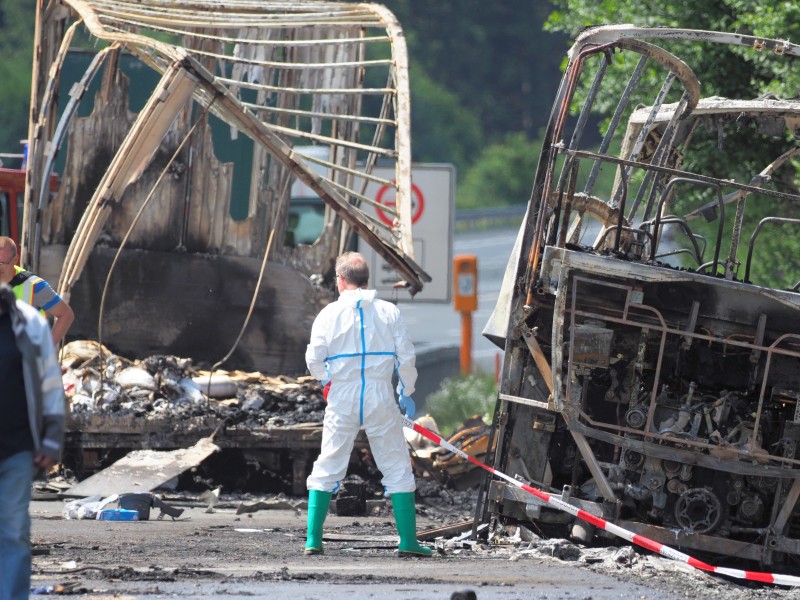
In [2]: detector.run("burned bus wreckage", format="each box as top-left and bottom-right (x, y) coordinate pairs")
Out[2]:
(26, 0), (428, 370)
(479, 26), (800, 568)
(23, 1), (429, 486)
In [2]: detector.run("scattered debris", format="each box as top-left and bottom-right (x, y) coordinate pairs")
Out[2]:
(236, 496), (303, 515)
(31, 583), (85, 595)
(199, 486), (221, 513)
(523, 538), (584, 562)
(61, 342), (336, 494)
(63, 495), (118, 520)
(426, 521), (483, 552)
(409, 416), (493, 491)
(59, 343), (496, 502)
(403, 414), (442, 452)
(64, 436), (220, 497)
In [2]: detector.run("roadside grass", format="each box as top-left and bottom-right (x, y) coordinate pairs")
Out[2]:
(425, 373), (498, 437)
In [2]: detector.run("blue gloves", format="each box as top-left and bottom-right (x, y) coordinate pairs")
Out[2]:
(399, 395), (416, 418)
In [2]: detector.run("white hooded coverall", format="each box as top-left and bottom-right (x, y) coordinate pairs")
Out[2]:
(305, 288), (417, 494)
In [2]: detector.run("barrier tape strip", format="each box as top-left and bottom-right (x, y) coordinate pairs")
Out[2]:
(402, 416), (800, 587)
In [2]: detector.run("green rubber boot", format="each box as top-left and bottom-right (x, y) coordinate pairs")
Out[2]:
(391, 492), (433, 557)
(304, 489), (332, 555)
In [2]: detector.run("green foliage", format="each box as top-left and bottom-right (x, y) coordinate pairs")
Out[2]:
(408, 64), (483, 178)
(0, 0), (34, 155)
(425, 373), (498, 437)
(385, 0), (567, 144)
(545, 1), (800, 109)
(457, 133), (542, 209)
(381, 0), (569, 200)
(544, 1), (800, 289)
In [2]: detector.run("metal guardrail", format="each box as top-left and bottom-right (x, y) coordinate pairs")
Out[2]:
(454, 205), (527, 231)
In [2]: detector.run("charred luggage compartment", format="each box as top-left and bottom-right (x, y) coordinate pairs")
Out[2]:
(481, 26), (800, 568)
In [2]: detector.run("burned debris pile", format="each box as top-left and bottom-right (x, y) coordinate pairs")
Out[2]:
(58, 340), (483, 505)
(61, 340), (327, 430)
(59, 340), (332, 493)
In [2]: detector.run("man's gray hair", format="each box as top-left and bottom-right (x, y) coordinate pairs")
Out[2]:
(336, 252), (369, 287)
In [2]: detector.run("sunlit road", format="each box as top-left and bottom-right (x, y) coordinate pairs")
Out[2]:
(399, 226), (519, 376)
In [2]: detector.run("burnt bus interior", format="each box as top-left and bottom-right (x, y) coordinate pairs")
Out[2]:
(27, 1), (428, 374)
(479, 26), (800, 568)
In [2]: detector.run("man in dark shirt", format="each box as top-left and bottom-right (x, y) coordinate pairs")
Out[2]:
(0, 307), (34, 453)
(0, 284), (65, 600)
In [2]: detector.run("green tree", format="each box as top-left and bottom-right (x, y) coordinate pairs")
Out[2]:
(545, 1), (800, 289)
(426, 373), (497, 437)
(408, 64), (483, 178)
(386, 0), (567, 145)
(0, 0), (34, 159)
(378, 1), (571, 209)
(457, 132), (541, 209)
(545, 1), (800, 106)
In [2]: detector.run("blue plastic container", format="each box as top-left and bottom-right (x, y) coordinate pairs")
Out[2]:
(96, 508), (139, 521)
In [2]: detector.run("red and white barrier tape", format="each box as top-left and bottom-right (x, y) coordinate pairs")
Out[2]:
(402, 416), (800, 587)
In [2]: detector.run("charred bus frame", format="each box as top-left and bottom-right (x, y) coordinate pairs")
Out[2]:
(480, 26), (800, 568)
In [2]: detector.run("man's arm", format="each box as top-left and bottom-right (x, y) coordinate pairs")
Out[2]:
(47, 299), (74, 346)
(392, 311), (417, 397)
(18, 301), (65, 467)
(305, 312), (330, 381)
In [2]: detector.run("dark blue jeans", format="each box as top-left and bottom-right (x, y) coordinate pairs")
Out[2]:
(0, 451), (34, 600)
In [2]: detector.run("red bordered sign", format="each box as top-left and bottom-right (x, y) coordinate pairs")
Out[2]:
(374, 181), (425, 226)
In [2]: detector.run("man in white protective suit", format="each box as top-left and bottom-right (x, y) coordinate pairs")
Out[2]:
(303, 251), (431, 557)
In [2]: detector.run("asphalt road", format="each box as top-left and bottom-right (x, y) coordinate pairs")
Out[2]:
(400, 227), (519, 376)
(29, 497), (692, 600)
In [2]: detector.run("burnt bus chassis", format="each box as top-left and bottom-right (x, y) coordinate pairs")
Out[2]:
(476, 26), (800, 568)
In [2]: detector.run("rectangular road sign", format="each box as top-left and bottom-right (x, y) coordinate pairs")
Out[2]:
(358, 163), (455, 303)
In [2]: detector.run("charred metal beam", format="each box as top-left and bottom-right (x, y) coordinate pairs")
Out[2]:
(568, 149), (800, 205)
(180, 56), (429, 293)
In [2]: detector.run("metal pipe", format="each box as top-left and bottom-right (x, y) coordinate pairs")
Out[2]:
(584, 55), (647, 196)
(651, 178), (723, 273)
(635, 94), (690, 222)
(612, 72), (676, 209)
(639, 215), (704, 264)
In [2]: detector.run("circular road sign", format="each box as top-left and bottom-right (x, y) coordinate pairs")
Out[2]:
(375, 182), (425, 226)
